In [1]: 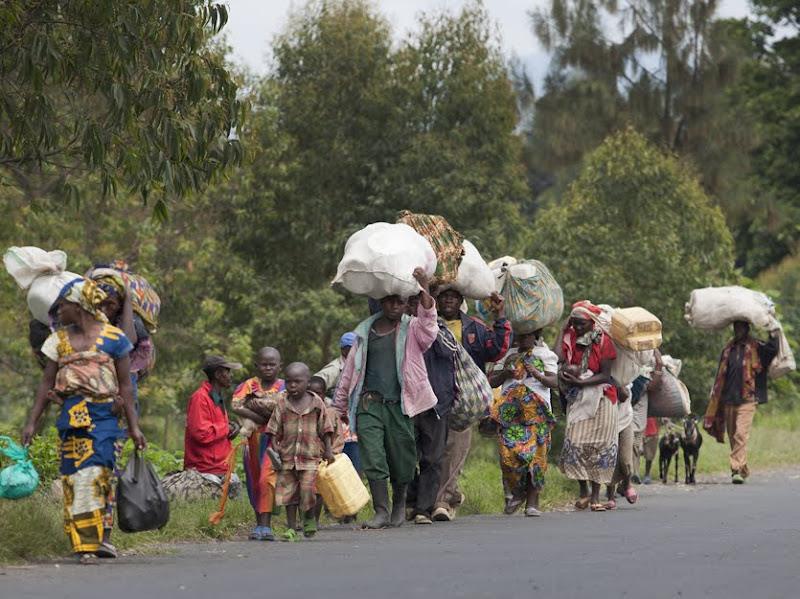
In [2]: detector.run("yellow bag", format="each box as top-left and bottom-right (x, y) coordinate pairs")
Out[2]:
(316, 453), (370, 518)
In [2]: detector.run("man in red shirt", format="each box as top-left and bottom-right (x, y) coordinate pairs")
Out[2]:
(184, 355), (243, 479)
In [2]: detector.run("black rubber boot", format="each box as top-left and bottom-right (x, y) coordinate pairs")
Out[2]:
(390, 483), (408, 528)
(363, 480), (391, 529)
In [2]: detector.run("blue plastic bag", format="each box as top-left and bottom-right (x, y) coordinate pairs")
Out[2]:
(0, 436), (40, 499)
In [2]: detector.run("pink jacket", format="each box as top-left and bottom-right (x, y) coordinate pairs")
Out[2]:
(334, 302), (439, 431)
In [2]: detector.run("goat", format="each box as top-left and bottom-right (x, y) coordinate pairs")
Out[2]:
(680, 414), (703, 485)
(659, 432), (681, 484)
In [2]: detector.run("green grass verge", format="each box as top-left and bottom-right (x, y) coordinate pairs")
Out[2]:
(2, 409), (798, 563)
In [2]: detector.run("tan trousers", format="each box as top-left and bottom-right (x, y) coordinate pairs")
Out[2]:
(434, 427), (472, 511)
(725, 401), (756, 477)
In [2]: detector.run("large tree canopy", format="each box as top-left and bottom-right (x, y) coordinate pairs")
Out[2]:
(531, 128), (735, 403)
(0, 1), (245, 210)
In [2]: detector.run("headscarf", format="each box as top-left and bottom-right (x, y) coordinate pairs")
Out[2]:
(92, 273), (125, 300)
(56, 277), (109, 322)
(566, 300), (604, 354)
(569, 300), (603, 324)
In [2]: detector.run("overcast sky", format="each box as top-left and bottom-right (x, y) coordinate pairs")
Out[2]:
(223, 0), (753, 84)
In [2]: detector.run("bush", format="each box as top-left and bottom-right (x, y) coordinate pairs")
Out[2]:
(531, 128), (736, 410)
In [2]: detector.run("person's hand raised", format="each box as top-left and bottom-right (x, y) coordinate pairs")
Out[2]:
(412, 267), (430, 291)
(489, 292), (505, 317)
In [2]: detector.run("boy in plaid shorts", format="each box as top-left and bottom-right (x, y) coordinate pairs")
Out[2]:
(266, 362), (335, 539)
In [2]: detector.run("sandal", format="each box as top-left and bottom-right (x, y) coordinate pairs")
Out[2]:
(624, 487), (639, 505)
(303, 518), (317, 539)
(590, 503), (607, 512)
(574, 497), (590, 511)
(282, 529), (298, 542)
(78, 553), (99, 565)
(604, 499), (617, 511)
(96, 542), (118, 559)
(524, 507), (542, 517)
(504, 497), (524, 515)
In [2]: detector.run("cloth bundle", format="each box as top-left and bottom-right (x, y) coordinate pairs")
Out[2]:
(397, 211), (464, 286)
(333, 222), (437, 299)
(477, 257), (563, 332)
(88, 261), (161, 332)
(3, 246), (81, 324)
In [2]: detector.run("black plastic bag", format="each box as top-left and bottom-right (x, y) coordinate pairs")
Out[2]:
(117, 450), (170, 533)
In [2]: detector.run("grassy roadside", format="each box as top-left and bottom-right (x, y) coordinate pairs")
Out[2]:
(2, 409), (798, 564)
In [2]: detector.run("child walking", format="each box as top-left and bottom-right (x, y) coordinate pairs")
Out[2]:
(266, 363), (335, 539)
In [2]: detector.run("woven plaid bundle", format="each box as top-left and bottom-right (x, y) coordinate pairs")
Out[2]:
(90, 260), (161, 333)
(397, 211), (464, 286)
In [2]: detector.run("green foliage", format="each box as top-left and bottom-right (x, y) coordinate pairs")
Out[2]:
(26, 426), (60, 483)
(757, 253), (800, 410)
(0, 0), (245, 207)
(729, 0), (800, 273)
(531, 129), (735, 406)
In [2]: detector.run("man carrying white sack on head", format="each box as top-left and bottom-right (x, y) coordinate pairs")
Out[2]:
(334, 268), (439, 529)
(704, 321), (779, 484)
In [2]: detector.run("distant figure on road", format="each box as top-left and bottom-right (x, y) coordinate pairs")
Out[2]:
(704, 320), (779, 484)
(315, 332), (361, 473)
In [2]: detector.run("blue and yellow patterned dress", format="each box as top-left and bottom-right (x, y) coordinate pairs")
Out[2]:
(41, 324), (132, 553)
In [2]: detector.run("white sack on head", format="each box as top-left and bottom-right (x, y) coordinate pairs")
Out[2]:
(685, 286), (775, 330)
(4, 246), (80, 324)
(332, 223), (437, 299)
(451, 240), (495, 300)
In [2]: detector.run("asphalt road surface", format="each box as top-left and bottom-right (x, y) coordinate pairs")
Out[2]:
(3, 470), (799, 599)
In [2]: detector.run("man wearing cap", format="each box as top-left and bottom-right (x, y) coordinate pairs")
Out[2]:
(315, 332), (361, 473)
(184, 355), (243, 480)
(315, 332), (356, 393)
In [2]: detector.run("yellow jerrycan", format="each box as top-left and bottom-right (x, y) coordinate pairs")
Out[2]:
(316, 453), (370, 518)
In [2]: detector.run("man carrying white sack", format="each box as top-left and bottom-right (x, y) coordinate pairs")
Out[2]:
(704, 321), (779, 484)
(432, 288), (512, 522)
(334, 268), (439, 529)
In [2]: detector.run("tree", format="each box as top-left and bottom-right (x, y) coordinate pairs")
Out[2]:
(383, 2), (529, 257)
(528, 0), (757, 213)
(0, 1), (245, 211)
(531, 128), (735, 404)
(731, 0), (800, 273)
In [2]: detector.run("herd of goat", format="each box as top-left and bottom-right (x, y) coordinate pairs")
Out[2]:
(658, 415), (704, 485)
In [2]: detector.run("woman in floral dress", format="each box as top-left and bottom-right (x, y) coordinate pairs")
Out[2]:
(488, 329), (558, 517)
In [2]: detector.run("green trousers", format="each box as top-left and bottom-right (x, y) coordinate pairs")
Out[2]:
(357, 398), (417, 484)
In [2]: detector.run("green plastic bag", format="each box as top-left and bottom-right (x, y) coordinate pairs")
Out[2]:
(0, 436), (40, 499)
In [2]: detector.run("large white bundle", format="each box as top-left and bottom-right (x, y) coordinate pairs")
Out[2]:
(685, 286), (775, 330)
(452, 240), (495, 300)
(332, 223), (437, 299)
(4, 246), (81, 324)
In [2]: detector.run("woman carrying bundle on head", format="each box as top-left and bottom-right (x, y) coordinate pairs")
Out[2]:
(556, 300), (619, 512)
(21, 277), (146, 564)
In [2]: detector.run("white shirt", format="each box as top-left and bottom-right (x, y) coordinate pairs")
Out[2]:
(493, 341), (558, 409)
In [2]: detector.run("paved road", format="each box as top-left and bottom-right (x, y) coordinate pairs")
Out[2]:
(3, 470), (799, 599)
